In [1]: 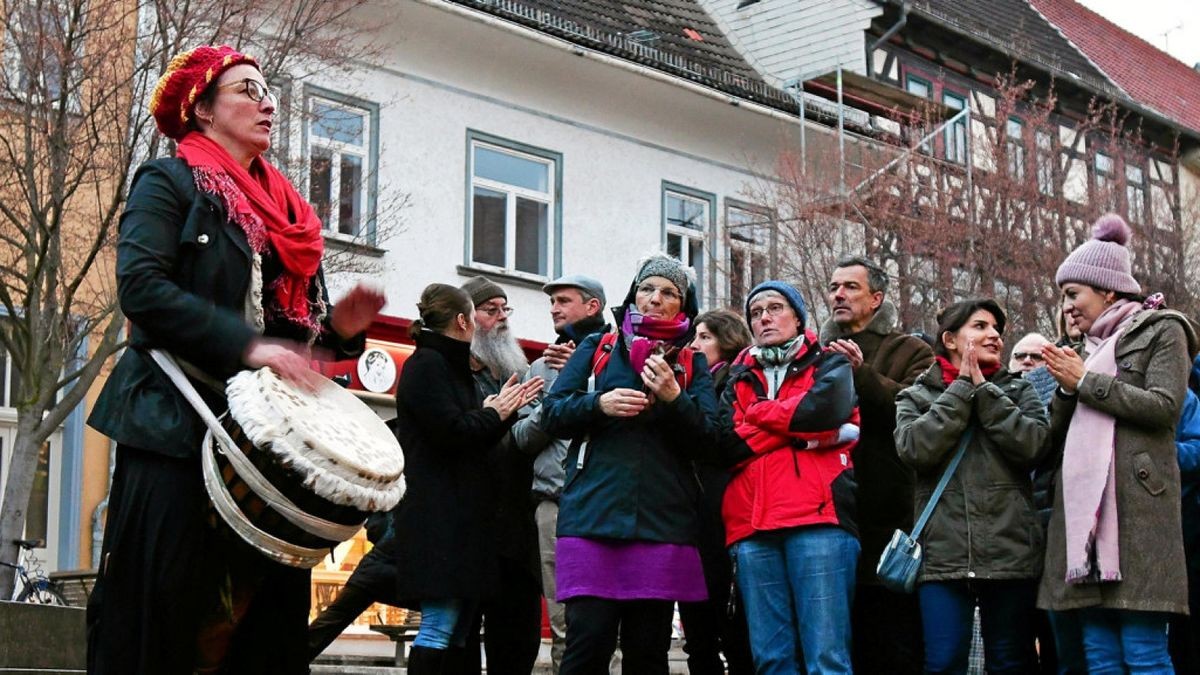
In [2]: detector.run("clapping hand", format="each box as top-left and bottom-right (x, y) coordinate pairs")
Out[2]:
(543, 341), (575, 370)
(1041, 343), (1086, 392)
(827, 339), (864, 369)
(483, 374), (544, 420)
(963, 339), (985, 386)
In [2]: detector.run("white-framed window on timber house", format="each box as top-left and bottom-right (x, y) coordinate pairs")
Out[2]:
(305, 88), (379, 242)
(466, 132), (562, 280)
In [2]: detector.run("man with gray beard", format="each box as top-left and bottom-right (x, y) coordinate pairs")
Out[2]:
(456, 276), (543, 674)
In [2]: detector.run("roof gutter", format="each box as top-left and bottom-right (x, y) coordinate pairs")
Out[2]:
(414, 0), (807, 128)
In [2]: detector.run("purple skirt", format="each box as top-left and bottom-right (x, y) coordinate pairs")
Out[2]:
(556, 536), (708, 602)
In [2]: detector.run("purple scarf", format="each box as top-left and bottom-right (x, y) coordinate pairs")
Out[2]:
(620, 306), (691, 374)
(1062, 298), (1141, 584)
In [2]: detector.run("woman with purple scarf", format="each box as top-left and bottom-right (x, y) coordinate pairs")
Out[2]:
(1038, 214), (1198, 673)
(541, 253), (719, 674)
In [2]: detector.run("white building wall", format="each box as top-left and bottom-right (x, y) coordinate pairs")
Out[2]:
(699, 0), (883, 85)
(300, 0), (831, 342)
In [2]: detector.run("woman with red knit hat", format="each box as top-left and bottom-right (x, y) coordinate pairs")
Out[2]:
(1038, 213), (1198, 673)
(86, 45), (384, 674)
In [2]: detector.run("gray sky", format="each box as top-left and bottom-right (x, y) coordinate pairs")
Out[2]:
(1078, 0), (1200, 68)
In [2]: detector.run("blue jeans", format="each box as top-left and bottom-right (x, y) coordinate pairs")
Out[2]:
(1078, 608), (1174, 674)
(917, 579), (1037, 674)
(413, 599), (477, 649)
(732, 526), (858, 675)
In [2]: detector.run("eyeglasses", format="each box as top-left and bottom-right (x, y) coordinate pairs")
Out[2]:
(1012, 352), (1044, 362)
(478, 305), (514, 317)
(636, 283), (681, 303)
(216, 78), (277, 107)
(748, 302), (791, 322)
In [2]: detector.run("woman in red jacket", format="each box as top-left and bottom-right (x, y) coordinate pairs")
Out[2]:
(720, 281), (860, 675)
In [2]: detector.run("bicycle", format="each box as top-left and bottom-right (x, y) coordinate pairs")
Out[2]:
(2, 538), (68, 605)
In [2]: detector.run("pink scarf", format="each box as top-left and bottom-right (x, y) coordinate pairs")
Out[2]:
(620, 306), (691, 374)
(1061, 298), (1141, 584)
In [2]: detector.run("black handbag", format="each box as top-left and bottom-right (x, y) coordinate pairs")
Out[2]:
(876, 427), (974, 593)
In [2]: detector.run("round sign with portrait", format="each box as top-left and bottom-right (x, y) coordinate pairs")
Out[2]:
(357, 348), (397, 393)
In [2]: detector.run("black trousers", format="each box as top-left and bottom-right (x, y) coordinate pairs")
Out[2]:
(851, 583), (925, 675)
(561, 597), (673, 675)
(480, 557), (543, 675)
(307, 583), (380, 661)
(678, 541), (753, 675)
(87, 445), (310, 675)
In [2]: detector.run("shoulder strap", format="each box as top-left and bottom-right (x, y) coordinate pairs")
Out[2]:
(674, 347), (695, 390)
(911, 427), (974, 540)
(587, 332), (619, 393)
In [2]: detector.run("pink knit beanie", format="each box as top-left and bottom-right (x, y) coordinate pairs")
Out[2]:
(1054, 214), (1140, 294)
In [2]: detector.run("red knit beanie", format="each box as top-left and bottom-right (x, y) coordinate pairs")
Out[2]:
(149, 45), (259, 140)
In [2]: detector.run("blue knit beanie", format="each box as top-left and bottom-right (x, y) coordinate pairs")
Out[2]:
(745, 281), (808, 329)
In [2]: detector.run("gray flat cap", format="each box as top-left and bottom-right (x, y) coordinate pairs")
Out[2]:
(542, 274), (606, 307)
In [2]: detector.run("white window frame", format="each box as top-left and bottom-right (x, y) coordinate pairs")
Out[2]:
(725, 204), (773, 307)
(663, 184), (715, 307)
(466, 137), (559, 281)
(1095, 152), (1116, 210)
(1006, 118), (1025, 180)
(943, 91), (968, 164)
(1036, 131), (1055, 196)
(1, 2), (82, 112)
(305, 92), (375, 241)
(1125, 163), (1146, 225)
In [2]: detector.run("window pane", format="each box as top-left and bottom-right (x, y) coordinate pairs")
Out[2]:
(1007, 119), (1023, 139)
(25, 442), (49, 542)
(515, 197), (549, 275)
(0, 349), (7, 407)
(906, 77), (929, 98)
(751, 252), (769, 286)
(311, 100), (364, 145)
(1126, 165), (1143, 183)
(309, 150), (333, 229)
(667, 233), (682, 260)
(474, 146), (549, 193)
(338, 154), (363, 236)
(730, 247), (747, 303)
(667, 194), (706, 230)
(1096, 153), (1113, 173)
(689, 238), (704, 296)
(472, 186), (507, 268)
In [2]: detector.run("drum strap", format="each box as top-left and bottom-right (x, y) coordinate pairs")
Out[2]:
(149, 350), (363, 543)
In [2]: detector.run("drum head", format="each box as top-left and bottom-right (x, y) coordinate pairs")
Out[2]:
(226, 367), (405, 512)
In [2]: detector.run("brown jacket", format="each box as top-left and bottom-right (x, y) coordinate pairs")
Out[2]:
(821, 302), (934, 581)
(1038, 309), (1199, 614)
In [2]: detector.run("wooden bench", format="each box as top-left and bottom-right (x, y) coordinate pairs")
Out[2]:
(48, 569), (98, 608)
(369, 619), (421, 667)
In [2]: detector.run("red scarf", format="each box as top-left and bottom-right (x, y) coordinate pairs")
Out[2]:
(937, 355), (1000, 385)
(176, 132), (324, 332)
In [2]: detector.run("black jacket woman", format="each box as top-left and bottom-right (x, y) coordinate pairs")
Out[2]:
(391, 283), (542, 674)
(895, 298), (1050, 674)
(541, 253), (719, 675)
(86, 46), (383, 675)
(680, 309), (755, 675)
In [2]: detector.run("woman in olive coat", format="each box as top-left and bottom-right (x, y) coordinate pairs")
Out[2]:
(895, 298), (1049, 674)
(1039, 215), (1199, 672)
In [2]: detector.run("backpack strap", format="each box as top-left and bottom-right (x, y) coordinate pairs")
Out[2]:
(587, 332), (695, 392)
(587, 332), (619, 394)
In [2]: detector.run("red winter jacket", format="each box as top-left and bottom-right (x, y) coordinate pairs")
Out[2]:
(720, 331), (860, 545)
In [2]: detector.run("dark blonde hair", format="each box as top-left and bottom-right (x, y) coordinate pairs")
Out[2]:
(410, 283), (472, 338)
(694, 309), (753, 362)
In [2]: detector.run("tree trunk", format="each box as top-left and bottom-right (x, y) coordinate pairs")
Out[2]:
(0, 412), (50, 599)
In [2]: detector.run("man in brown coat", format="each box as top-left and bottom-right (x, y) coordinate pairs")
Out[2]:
(821, 256), (933, 674)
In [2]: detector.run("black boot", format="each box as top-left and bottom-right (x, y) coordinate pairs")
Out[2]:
(406, 645), (446, 674)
